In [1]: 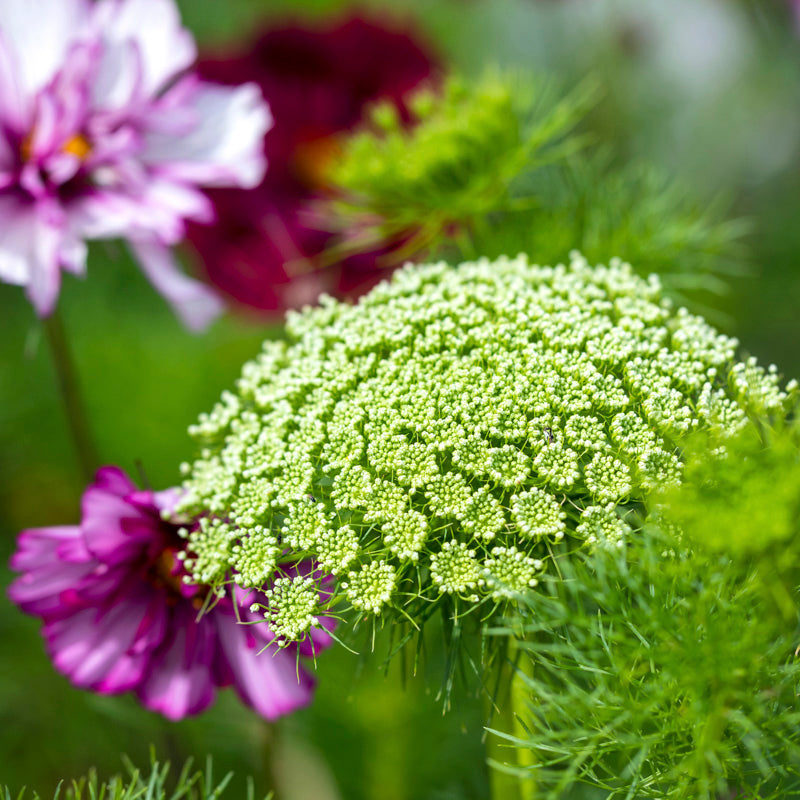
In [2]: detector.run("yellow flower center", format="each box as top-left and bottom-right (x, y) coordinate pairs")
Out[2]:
(151, 549), (187, 596)
(61, 133), (92, 160)
(20, 131), (92, 163)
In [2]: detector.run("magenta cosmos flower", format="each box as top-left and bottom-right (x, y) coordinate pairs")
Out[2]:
(0, 0), (271, 330)
(8, 466), (332, 721)
(186, 15), (437, 312)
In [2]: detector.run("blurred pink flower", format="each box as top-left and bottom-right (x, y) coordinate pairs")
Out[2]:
(8, 466), (332, 721)
(186, 15), (437, 313)
(0, 0), (271, 329)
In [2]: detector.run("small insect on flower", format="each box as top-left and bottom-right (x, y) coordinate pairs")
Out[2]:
(0, 0), (271, 328)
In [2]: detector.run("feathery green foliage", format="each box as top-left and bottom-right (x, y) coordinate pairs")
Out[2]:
(490, 423), (800, 799)
(661, 423), (800, 558)
(473, 152), (748, 306)
(175, 253), (794, 660)
(1, 756), (271, 800)
(317, 71), (594, 267)
(659, 421), (800, 618)
(320, 73), (743, 301)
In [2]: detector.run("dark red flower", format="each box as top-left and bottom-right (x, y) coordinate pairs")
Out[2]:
(185, 14), (438, 312)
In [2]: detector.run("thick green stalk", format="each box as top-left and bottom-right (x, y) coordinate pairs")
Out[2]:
(484, 638), (536, 800)
(43, 310), (98, 482)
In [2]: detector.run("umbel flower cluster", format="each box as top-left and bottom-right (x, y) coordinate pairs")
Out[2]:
(176, 253), (793, 645)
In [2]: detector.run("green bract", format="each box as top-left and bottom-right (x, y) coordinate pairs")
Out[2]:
(176, 253), (793, 646)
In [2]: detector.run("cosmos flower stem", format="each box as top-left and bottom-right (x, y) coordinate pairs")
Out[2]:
(259, 720), (282, 800)
(160, 724), (188, 780)
(42, 309), (98, 482)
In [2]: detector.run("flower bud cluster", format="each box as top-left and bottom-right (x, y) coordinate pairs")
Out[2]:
(177, 253), (794, 641)
(261, 576), (319, 645)
(482, 546), (543, 600)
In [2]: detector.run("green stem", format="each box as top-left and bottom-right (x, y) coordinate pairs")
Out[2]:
(484, 638), (536, 800)
(260, 720), (281, 800)
(160, 724), (186, 775)
(513, 647), (537, 800)
(43, 310), (98, 482)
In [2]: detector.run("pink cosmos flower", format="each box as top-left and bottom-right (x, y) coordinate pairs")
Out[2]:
(0, 0), (271, 330)
(8, 466), (332, 721)
(186, 15), (436, 313)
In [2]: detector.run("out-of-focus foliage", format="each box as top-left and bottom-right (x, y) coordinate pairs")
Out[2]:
(2, 756), (271, 800)
(475, 153), (747, 309)
(321, 72), (744, 304)
(661, 422), (800, 558)
(319, 71), (594, 266)
(657, 420), (800, 618)
(490, 422), (800, 799)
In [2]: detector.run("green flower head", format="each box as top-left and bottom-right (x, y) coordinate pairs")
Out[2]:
(177, 253), (793, 644)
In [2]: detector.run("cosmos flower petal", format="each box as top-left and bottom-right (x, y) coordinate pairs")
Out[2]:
(130, 239), (224, 331)
(44, 589), (186, 698)
(96, 596), (169, 692)
(7, 561), (96, 618)
(151, 488), (182, 515)
(139, 179), (215, 232)
(24, 207), (66, 317)
(7, 527), (95, 617)
(0, 195), (80, 314)
(214, 616), (315, 720)
(58, 230), (88, 277)
(142, 82), (271, 189)
(69, 564), (136, 609)
(75, 177), (214, 245)
(0, 33), (27, 131)
(93, 465), (138, 497)
(91, 0), (196, 97)
(9, 526), (88, 572)
(90, 37), (142, 113)
(0, 0), (89, 98)
(36, 41), (96, 156)
(45, 588), (167, 692)
(81, 485), (155, 565)
(0, 143), (14, 186)
(73, 189), (172, 245)
(0, 199), (37, 286)
(136, 606), (217, 720)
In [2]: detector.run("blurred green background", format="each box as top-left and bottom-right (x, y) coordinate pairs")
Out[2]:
(1, 0), (800, 796)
